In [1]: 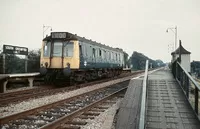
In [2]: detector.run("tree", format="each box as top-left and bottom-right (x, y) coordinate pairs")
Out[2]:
(27, 49), (41, 72)
(129, 51), (165, 70)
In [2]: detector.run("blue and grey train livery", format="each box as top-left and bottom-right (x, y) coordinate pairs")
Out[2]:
(40, 32), (124, 83)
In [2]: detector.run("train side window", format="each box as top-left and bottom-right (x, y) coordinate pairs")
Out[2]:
(96, 49), (98, 58)
(99, 49), (102, 57)
(92, 48), (96, 58)
(90, 46), (92, 57)
(82, 44), (85, 56)
(112, 52), (114, 60)
(104, 50), (106, 59)
(85, 45), (87, 56)
(79, 45), (83, 56)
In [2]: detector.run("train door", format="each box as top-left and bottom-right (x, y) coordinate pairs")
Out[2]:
(50, 41), (63, 68)
(92, 48), (96, 67)
(63, 41), (80, 69)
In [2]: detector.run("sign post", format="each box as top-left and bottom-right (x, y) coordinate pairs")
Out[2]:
(25, 56), (28, 73)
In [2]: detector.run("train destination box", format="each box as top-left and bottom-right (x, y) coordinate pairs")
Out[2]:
(3, 45), (28, 55)
(51, 32), (71, 39)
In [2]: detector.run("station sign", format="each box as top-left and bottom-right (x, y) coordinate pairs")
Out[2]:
(3, 45), (28, 55)
(51, 32), (71, 39)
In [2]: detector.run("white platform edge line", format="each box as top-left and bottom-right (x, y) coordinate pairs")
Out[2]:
(131, 67), (164, 80)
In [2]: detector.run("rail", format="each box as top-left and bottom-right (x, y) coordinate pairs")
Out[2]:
(0, 81), (127, 128)
(139, 60), (149, 129)
(0, 72), (40, 93)
(172, 61), (200, 118)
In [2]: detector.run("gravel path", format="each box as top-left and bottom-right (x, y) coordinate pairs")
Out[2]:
(0, 74), (142, 117)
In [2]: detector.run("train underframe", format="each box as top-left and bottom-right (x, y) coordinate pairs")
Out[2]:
(42, 68), (123, 85)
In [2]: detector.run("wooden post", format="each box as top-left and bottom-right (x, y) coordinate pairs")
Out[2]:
(3, 53), (5, 74)
(25, 55), (28, 73)
(179, 40), (181, 63)
(0, 77), (8, 93)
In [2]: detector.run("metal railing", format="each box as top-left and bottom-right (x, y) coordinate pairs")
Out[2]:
(139, 60), (149, 129)
(172, 61), (200, 118)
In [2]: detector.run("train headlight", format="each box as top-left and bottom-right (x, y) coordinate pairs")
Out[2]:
(66, 63), (70, 68)
(45, 62), (48, 67)
(63, 63), (71, 76)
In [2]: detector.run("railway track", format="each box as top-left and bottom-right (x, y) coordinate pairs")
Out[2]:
(0, 86), (56, 106)
(0, 80), (129, 129)
(0, 71), (143, 106)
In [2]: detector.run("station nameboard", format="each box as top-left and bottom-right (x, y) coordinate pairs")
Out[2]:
(3, 45), (28, 55)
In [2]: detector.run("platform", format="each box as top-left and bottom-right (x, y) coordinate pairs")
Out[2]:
(115, 78), (143, 129)
(146, 69), (200, 129)
(2, 72), (40, 78)
(115, 69), (200, 129)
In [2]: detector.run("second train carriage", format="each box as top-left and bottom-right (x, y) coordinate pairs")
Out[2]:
(40, 32), (124, 83)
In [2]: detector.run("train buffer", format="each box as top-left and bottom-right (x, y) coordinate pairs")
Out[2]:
(0, 73), (40, 93)
(115, 61), (200, 129)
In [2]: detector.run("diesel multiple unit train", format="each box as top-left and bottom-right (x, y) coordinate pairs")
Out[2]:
(40, 32), (124, 84)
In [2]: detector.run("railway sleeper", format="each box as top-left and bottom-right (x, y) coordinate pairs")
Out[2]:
(58, 124), (80, 129)
(82, 112), (100, 116)
(78, 115), (95, 119)
(24, 115), (38, 121)
(89, 109), (105, 112)
(102, 101), (117, 104)
(66, 120), (87, 125)
(40, 112), (61, 118)
(94, 106), (109, 109)
(50, 108), (71, 114)
(40, 117), (55, 122)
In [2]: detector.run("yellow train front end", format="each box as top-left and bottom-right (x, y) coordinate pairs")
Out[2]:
(40, 32), (80, 83)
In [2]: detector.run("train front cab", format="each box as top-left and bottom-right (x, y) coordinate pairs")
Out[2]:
(40, 40), (80, 77)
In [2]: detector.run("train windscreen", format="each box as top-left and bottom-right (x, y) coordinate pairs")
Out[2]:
(43, 42), (51, 57)
(53, 41), (62, 57)
(63, 42), (74, 57)
(51, 41), (74, 57)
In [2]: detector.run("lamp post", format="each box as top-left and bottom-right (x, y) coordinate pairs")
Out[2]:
(166, 26), (177, 51)
(43, 25), (52, 39)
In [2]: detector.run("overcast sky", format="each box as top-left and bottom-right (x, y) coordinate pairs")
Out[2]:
(0, 0), (199, 62)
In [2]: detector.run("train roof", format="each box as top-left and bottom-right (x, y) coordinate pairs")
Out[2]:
(43, 32), (124, 53)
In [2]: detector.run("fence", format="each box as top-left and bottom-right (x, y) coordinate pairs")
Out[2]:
(172, 60), (200, 118)
(0, 54), (40, 74)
